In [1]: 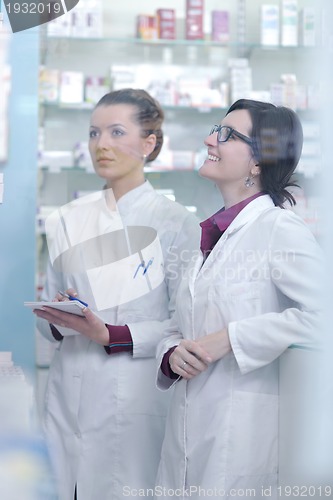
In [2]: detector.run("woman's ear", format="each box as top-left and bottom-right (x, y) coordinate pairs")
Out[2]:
(143, 134), (156, 158)
(251, 163), (261, 177)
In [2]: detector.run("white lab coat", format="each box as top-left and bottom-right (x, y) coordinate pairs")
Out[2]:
(37, 181), (200, 500)
(156, 195), (323, 500)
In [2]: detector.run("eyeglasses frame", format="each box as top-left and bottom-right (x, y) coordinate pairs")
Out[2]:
(210, 125), (253, 147)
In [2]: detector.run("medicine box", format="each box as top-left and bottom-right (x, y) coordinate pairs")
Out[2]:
(185, 0), (204, 40)
(299, 7), (316, 47)
(156, 9), (176, 40)
(211, 10), (229, 43)
(260, 5), (279, 46)
(281, 0), (298, 46)
(136, 15), (158, 40)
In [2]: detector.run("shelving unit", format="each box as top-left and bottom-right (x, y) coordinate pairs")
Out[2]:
(35, 0), (323, 378)
(37, 32), (321, 212)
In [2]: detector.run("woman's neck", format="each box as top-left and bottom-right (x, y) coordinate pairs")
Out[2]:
(106, 175), (145, 202)
(219, 186), (262, 210)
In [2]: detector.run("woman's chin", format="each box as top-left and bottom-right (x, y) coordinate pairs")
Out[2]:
(198, 163), (213, 180)
(95, 167), (114, 180)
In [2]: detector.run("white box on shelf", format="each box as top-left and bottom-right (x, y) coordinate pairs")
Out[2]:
(249, 90), (271, 102)
(149, 136), (173, 169)
(302, 122), (320, 139)
(281, 0), (298, 46)
(85, 77), (110, 104)
(86, 9), (103, 38)
(301, 141), (321, 157)
(297, 158), (321, 177)
(70, 7), (86, 38)
(270, 83), (285, 106)
(70, 0), (103, 38)
(73, 142), (94, 171)
(149, 82), (177, 107)
(261, 5), (279, 46)
(228, 58), (249, 68)
(307, 84), (319, 110)
(178, 76), (211, 93)
(220, 82), (229, 108)
(296, 84), (307, 110)
(299, 7), (316, 47)
(192, 89), (222, 108)
(59, 71), (84, 104)
(110, 65), (137, 91)
(39, 67), (59, 103)
(40, 151), (73, 172)
(283, 83), (298, 110)
(47, 12), (71, 37)
(229, 63), (252, 103)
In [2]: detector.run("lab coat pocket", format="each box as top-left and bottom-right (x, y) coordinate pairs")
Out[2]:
(206, 282), (260, 333)
(227, 391), (278, 476)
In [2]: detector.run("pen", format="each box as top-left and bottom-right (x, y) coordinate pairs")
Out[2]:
(58, 290), (89, 307)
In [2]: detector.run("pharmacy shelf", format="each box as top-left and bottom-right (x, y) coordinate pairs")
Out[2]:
(38, 165), (197, 174)
(40, 35), (320, 69)
(41, 102), (228, 111)
(41, 36), (320, 65)
(38, 10), (322, 223)
(41, 102), (318, 115)
(43, 35), (320, 50)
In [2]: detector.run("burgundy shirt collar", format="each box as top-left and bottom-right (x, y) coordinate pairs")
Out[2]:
(199, 192), (264, 257)
(205, 191), (265, 232)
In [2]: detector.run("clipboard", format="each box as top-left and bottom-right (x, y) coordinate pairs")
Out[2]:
(24, 300), (86, 316)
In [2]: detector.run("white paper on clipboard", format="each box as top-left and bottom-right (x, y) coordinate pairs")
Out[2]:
(24, 300), (86, 316)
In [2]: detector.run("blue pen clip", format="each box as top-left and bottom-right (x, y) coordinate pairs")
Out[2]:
(143, 258), (154, 274)
(133, 257), (154, 279)
(58, 290), (88, 307)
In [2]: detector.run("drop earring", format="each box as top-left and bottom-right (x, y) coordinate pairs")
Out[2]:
(244, 176), (255, 188)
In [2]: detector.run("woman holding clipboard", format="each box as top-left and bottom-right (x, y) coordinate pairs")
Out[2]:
(33, 89), (200, 500)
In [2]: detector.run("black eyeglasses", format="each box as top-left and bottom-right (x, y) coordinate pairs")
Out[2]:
(209, 125), (253, 146)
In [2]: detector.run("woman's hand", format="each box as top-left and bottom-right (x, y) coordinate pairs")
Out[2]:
(53, 288), (79, 302)
(169, 328), (231, 380)
(34, 305), (109, 346)
(196, 328), (231, 363)
(169, 339), (212, 380)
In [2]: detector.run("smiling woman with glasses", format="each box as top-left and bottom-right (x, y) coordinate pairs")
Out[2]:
(155, 98), (323, 499)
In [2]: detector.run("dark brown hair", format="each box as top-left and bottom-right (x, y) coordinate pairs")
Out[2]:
(96, 88), (164, 162)
(227, 99), (303, 207)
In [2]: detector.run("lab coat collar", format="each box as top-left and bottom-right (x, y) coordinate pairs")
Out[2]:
(192, 194), (275, 281)
(116, 180), (155, 215)
(101, 180), (155, 216)
(225, 194), (275, 236)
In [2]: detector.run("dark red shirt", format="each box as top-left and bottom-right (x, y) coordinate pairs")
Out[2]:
(200, 192), (264, 259)
(50, 323), (133, 355)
